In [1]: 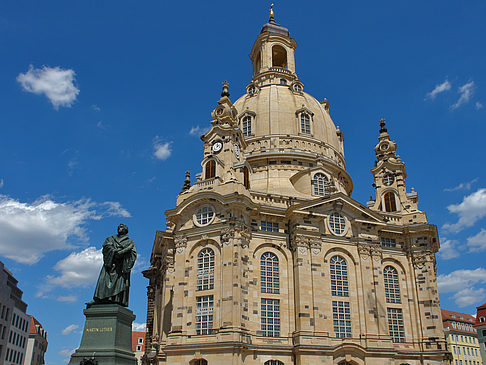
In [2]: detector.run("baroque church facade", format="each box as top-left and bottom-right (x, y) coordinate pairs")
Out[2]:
(143, 11), (450, 365)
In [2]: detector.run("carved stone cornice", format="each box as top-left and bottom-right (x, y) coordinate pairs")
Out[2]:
(174, 235), (187, 254)
(412, 251), (434, 269)
(220, 228), (235, 246)
(291, 234), (322, 255)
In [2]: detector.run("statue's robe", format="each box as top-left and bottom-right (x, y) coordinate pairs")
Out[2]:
(93, 234), (137, 307)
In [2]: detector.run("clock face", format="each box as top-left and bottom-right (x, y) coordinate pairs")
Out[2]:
(234, 144), (240, 158)
(212, 141), (223, 153)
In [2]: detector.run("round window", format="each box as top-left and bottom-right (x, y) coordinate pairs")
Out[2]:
(328, 212), (346, 235)
(383, 173), (394, 186)
(380, 143), (389, 151)
(194, 205), (215, 226)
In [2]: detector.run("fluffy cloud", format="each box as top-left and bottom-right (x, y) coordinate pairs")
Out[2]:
(443, 188), (486, 232)
(153, 138), (172, 160)
(189, 125), (209, 136)
(425, 79), (451, 100)
(57, 295), (77, 302)
(47, 246), (102, 289)
(62, 324), (79, 335)
(0, 195), (130, 264)
(453, 287), (486, 308)
(0, 179), (3, 188)
(467, 228), (486, 252)
(476, 102), (484, 110)
(133, 322), (146, 332)
(437, 268), (486, 305)
(451, 81), (475, 110)
(438, 239), (460, 260)
(17, 65), (79, 109)
(58, 348), (76, 358)
(444, 178), (478, 192)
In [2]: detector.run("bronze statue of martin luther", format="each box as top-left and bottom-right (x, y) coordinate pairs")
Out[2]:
(88, 224), (137, 308)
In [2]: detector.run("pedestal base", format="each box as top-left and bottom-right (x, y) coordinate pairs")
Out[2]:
(69, 304), (137, 365)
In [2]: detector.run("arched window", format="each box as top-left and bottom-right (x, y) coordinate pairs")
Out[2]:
(197, 248), (215, 291)
(194, 360), (207, 365)
(313, 173), (328, 196)
(261, 252), (279, 294)
(330, 256), (349, 297)
(242, 116), (252, 136)
(265, 361), (284, 365)
(384, 191), (397, 212)
(205, 160), (216, 179)
(300, 113), (311, 134)
(243, 166), (250, 189)
(384, 266), (401, 304)
(329, 212), (346, 235)
(479, 316), (485, 323)
(272, 45), (287, 68)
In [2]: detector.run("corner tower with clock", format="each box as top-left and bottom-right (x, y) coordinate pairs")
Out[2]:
(143, 7), (449, 365)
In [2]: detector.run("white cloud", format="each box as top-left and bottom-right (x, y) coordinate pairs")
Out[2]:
(0, 195), (130, 264)
(453, 287), (486, 308)
(438, 239), (460, 260)
(62, 324), (79, 335)
(91, 104), (101, 111)
(0, 179), (3, 188)
(476, 102), (484, 110)
(189, 125), (209, 136)
(437, 268), (486, 293)
(96, 120), (106, 129)
(153, 138), (172, 161)
(467, 228), (486, 252)
(17, 65), (79, 109)
(133, 322), (146, 332)
(443, 188), (486, 232)
(58, 348), (76, 358)
(57, 295), (77, 302)
(46, 246), (102, 290)
(425, 79), (451, 100)
(451, 81), (475, 110)
(444, 178), (478, 192)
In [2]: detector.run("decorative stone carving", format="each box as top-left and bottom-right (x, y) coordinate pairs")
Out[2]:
(174, 236), (187, 254)
(309, 239), (322, 255)
(221, 228), (235, 246)
(357, 242), (371, 260)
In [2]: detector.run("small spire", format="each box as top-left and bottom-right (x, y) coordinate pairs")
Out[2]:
(182, 171), (191, 192)
(269, 3), (275, 23)
(379, 118), (387, 133)
(221, 80), (230, 97)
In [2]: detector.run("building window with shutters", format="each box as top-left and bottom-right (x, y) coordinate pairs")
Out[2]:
(384, 191), (397, 212)
(205, 160), (216, 179)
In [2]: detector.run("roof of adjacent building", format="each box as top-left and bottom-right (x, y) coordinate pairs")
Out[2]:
(441, 309), (477, 335)
(132, 331), (146, 352)
(28, 314), (48, 340)
(475, 302), (486, 327)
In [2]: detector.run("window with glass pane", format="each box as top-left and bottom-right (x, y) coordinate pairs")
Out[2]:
(300, 113), (310, 134)
(242, 116), (252, 137)
(381, 237), (397, 248)
(196, 206), (215, 226)
(196, 295), (213, 335)
(194, 360), (208, 365)
(330, 256), (349, 297)
(264, 361), (284, 365)
(332, 301), (351, 338)
(205, 160), (216, 179)
(260, 221), (278, 232)
(384, 191), (397, 212)
(387, 307), (405, 343)
(313, 173), (328, 196)
(384, 266), (401, 304)
(261, 298), (280, 337)
(197, 248), (215, 291)
(329, 213), (346, 235)
(261, 252), (279, 294)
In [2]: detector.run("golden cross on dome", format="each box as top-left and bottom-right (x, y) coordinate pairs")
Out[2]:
(270, 3), (275, 19)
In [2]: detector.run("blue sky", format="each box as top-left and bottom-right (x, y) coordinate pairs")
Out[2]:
(1, 1), (486, 363)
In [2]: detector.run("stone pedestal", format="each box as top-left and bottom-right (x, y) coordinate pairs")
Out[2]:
(69, 304), (137, 365)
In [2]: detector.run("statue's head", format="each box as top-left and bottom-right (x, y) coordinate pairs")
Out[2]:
(117, 224), (129, 236)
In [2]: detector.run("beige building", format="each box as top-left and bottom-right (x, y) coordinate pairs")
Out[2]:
(442, 309), (482, 365)
(143, 10), (450, 365)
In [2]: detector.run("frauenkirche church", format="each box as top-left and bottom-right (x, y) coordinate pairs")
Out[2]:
(143, 8), (450, 365)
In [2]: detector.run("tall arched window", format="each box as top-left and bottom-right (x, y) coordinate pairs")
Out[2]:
(313, 173), (328, 196)
(330, 256), (349, 297)
(205, 160), (216, 179)
(261, 252), (279, 294)
(194, 360), (208, 365)
(384, 266), (401, 304)
(272, 45), (287, 68)
(384, 191), (397, 212)
(300, 113), (311, 134)
(243, 166), (250, 189)
(242, 116), (252, 136)
(265, 361), (284, 365)
(197, 248), (215, 291)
